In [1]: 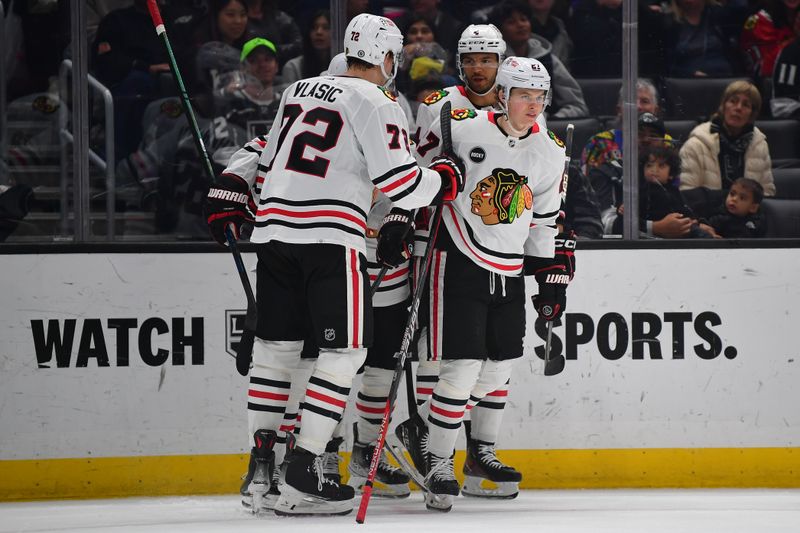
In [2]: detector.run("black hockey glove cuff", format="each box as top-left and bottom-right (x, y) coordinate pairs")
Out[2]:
(430, 153), (466, 202)
(377, 208), (414, 268)
(525, 255), (570, 322)
(203, 174), (254, 245)
(554, 231), (577, 280)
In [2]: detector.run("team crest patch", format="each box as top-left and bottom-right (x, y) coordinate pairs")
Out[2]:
(423, 89), (448, 105)
(744, 14), (757, 30)
(378, 86), (397, 101)
(31, 95), (58, 114)
(470, 168), (533, 225)
(547, 130), (565, 148)
(451, 108), (477, 121)
(160, 99), (183, 118)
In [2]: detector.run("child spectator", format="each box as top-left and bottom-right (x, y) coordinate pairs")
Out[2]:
(611, 144), (716, 238)
(707, 177), (766, 238)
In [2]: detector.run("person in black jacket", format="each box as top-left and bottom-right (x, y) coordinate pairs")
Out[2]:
(612, 144), (716, 238)
(707, 177), (766, 238)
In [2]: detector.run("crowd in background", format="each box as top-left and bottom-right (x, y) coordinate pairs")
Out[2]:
(1, 0), (799, 241)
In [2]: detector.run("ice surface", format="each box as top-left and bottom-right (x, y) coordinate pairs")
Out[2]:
(1, 489), (799, 533)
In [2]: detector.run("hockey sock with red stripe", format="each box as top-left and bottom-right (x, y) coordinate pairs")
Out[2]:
(355, 366), (393, 444)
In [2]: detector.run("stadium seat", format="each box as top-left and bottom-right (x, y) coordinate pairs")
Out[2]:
(663, 119), (698, 144)
(761, 198), (800, 237)
(663, 77), (749, 120)
(575, 78), (622, 119)
(754, 120), (800, 161)
(772, 168), (800, 200)
(546, 117), (603, 159)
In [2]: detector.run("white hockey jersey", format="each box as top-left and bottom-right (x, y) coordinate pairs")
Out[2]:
(413, 85), (491, 157)
(416, 108), (565, 276)
(226, 75), (442, 255)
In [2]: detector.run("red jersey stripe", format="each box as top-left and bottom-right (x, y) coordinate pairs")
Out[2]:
(256, 207), (367, 230)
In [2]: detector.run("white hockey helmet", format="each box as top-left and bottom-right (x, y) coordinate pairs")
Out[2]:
(323, 52), (348, 76)
(343, 13), (404, 83)
(495, 56), (552, 114)
(456, 24), (506, 93)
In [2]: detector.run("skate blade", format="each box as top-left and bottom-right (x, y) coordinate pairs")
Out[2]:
(461, 477), (519, 499)
(273, 485), (353, 516)
(424, 492), (453, 512)
(384, 434), (429, 493)
(242, 490), (279, 514)
(348, 474), (411, 499)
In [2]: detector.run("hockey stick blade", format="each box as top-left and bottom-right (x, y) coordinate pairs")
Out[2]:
(542, 321), (564, 376)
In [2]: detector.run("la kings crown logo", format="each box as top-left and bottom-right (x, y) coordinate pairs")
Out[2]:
(226, 310), (247, 359)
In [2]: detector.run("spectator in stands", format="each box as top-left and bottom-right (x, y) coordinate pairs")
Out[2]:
(707, 177), (766, 237)
(245, 0), (303, 65)
(741, 0), (799, 78)
(194, 0), (256, 105)
(491, 0), (590, 118)
(218, 38), (284, 138)
(662, 0), (746, 77)
(93, 0), (176, 159)
(611, 144), (716, 238)
(397, 16), (454, 95)
(680, 80), (776, 197)
(281, 10), (331, 85)
(562, 163), (605, 239)
(394, 0), (464, 55)
(581, 79), (668, 172)
(568, 0), (667, 78)
(771, 29), (800, 117)
(529, 0), (573, 67)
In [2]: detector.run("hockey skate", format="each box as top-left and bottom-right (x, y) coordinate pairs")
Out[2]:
(423, 451), (460, 512)
(322, 436), (344, 484)
(462, 438), (522, 499)
(348, 424), (410, 498)
(384, 414), (451, 509)
(240, 429), (277, 514)
(274, 447), (355, 516)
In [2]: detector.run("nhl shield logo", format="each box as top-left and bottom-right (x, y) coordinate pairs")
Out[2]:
(324, 328), (336, 342)
(225, 310), (247, 358)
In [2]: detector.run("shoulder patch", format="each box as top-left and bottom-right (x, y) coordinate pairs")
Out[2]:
(160, 99), (183, 118)
(451, 108), (477, 121)
(378, 86), (397, 101)
(31, 95), (58, 114)
(744, 14), (757, 31)
(423, 89), (448, 105)
(547, 130), (565, 148)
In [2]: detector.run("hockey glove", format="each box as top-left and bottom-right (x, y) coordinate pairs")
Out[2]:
(430, 153), (466, 202)
(554, 231), (577, 280)
(525, 256), (570, 322)
(377, 208), (414, 268)
(203, 174), (254, 245)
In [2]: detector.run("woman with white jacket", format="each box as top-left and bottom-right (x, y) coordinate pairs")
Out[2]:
(679, 80), (775, 197)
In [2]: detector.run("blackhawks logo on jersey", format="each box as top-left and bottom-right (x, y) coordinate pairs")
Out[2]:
(378, 86), (397, 101)
(451, 108), (478, 121)
(547, 129), (565, 148)
(470, 168), (533, 225)
(423, 89), (448, 105)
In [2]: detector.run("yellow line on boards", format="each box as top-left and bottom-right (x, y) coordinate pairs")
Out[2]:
(1, 447), (797, 501)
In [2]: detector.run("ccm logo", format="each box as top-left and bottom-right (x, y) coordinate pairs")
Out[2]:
(554, 238), (576, 249)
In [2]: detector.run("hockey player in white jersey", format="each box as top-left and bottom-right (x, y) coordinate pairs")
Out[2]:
(203, 13), (465, 516)
(389, 56), (575, 512)
(412, 24), (531, 499)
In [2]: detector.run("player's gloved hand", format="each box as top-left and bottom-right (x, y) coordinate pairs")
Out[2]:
(377, 208), (414, 268)
(554, 230), (577, 280)
(430, 153), (466, 202)
(203, 174), (254, 245)
(524, 256), (571, 321)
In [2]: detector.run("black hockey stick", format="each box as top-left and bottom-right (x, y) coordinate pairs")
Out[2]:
(543, 123), (574, 377)
(146, 0), (256, 376)
(356, 102), (453, 524)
